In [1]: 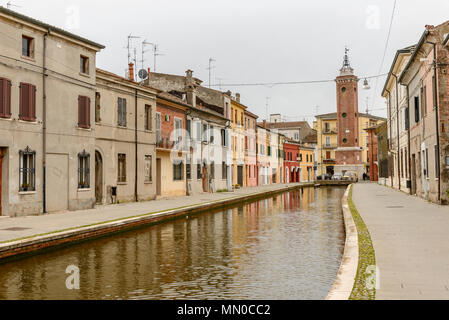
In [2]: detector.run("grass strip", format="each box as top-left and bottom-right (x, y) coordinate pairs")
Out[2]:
(348, 184), (377, 300)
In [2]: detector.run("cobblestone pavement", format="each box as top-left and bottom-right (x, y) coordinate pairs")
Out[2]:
(353, 182), (449, 300)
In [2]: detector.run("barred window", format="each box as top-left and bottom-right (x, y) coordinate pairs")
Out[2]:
(173, 161), (184, 181)
(19, 146), (35, 192)
(118, 153), (126, 182)
(145, 155), (152, 183)
(118, 97), (127, 127)
(145, 105), (152, 131)
(78, 150), (90, 189)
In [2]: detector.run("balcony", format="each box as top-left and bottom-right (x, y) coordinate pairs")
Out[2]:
(323, 159), (336, 164)
(323, 128), (338, 135)
(322, 143), (337, 149)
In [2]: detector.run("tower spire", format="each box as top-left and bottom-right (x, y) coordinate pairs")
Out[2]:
(340, 46), (354, 76)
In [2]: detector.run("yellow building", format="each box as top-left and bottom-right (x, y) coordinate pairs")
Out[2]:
(314, 112), (386, 176)
(299, 145), (315, 182)
(230, 94), (247, 187)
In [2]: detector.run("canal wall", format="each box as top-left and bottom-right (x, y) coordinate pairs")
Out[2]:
(0, 183), (318, 262)
(326, 184), (359, 300)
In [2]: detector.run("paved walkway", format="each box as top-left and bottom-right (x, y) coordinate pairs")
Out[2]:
(0, 183), (305, 244)
(353, 182), (449, 300)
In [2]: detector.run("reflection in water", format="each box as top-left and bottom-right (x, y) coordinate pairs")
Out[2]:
(0, 187), (345, 300)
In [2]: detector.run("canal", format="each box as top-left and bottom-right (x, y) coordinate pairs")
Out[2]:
(0, 187), (346, 300)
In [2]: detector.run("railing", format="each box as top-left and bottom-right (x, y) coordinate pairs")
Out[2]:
(322, 144), (337, 149)
(323, 129), (338, 134)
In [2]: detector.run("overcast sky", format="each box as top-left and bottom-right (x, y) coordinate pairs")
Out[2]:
(6, 0), (449, 124)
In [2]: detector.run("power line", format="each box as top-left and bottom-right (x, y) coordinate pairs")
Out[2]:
(209, 73), (388, 87)
(371, 0), (397, 106)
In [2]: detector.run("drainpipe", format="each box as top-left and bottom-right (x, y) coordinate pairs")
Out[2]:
(392, 73), (401, 191)
(42, 29), (49, 214)
(134, 88), (138, 202)
(385, 89), (392, 187)
(185, 109), (191, 196)
(425, 41), (441, 203)
(405, 84), (413, 195)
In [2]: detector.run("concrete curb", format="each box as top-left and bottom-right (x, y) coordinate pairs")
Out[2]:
(0, 183), (315, 262)
(326, 184), (359, 300)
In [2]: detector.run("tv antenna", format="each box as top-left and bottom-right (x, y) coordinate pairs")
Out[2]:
(215, 77), (226, 91)
(141, 39), (154, 71)
(365, 97), (370, 114)
(127, 34), (140, 64)
(207, 58), (216, 88)
(265, 97), (271, 121)
(153, 44), (165, 72)
(6, 1), (21, 9)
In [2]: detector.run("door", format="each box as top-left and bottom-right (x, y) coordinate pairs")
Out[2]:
(156, 158), (161, 196)
(47, 154), (68, 212)
(237, 166), (243, 186)
(411, 154), (416, 195)
(95, 151), (103, 204)
(0, 148), (2, 216)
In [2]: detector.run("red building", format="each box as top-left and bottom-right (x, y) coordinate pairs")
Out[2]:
(365, 126), (379, 181)
(284, 140), (301, 183)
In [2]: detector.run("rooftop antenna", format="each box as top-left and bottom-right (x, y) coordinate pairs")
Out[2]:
(315, 105), (320, 116)
(6, 1), (21, 9)
(365, 97), (370, 114)
(127, 34), (140, 64)
(265, 97), (271, 121)
(141, 39), (154, 71)
(153, 44), (165, 72)
(207, 58), (216, 88)
(215, 77), (226, 91)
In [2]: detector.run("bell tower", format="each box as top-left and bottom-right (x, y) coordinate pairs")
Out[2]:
(334, 48), (363, 176)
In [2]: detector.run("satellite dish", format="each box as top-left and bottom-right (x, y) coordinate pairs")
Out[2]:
(138, 69), (148, 80)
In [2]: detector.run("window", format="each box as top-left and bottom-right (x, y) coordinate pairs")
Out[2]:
(294, 132), (299, 140)
(0, 77), (12, 118)
(95, 92), (101, 123)
(78, 150), (90, 189)
(145, 105), (152, 131)
(156, 113), (161, 143)
(210, 125), (214, 144)
(117, 97), (127, 127)
(19, 82), (36, 121)
(19, 146), (35, 192)
(202, 124), (208, 142)
(173, 161), (184, 181)
(80, 55), (89, 74)
(421, 86), (427, 117)
(405, 107), (409, 130)
(414, 96), (420, 123)
(118, 154), (126, 182)
(174, 118), (183, 143)
(325, 122), (330, 132)
(145, 155), (152, 183)
(342, 113), (347, 118)
(326, 137), (331, 147)
(222, 162), (227, 180)
(221, 129), (226, 146)
(22, 35), (34, 58)
(196, 122), (201, 141)
(197, 163), (202, 179)
(268, 146), (272, 156)
(186, 119), (191, 138)
(78, 95), (91, 129)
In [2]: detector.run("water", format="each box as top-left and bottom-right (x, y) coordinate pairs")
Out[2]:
(0, 187), (346, 300)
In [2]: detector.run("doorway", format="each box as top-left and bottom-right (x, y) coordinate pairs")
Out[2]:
(237, 165), (243, 187)
(95, 151), (103, 204)
(0, 148), (2, 216)
(156, 158), (161, 196)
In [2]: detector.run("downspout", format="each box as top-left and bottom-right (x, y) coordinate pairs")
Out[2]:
(42, 29), (49, 214)
(386, 89), (392, 187)
(185, 109), (191, 196)
(392, 73), (401, 190)
(406, 85), (412, 195)
(134, 88), (138, 202)
(427, 41), (441, 203)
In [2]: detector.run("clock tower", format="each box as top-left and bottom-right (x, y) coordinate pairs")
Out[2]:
(334, 48), (364, 177)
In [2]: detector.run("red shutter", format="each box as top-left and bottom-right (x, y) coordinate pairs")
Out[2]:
(19, 83), (27, 120)
(78, 96), (90, 129)
(78, 96), (82, 127)
(0, 78), (10, 118)
(19, 83), (35, 121)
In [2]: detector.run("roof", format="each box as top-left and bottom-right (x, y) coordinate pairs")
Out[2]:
(244, 109), (259, 119)
(316, 112), (386, 121)
(157, 92), (190, 108)
(261, 121), (310, 130)
(96, 68), (159, 92)
(381, 45), (416, 97)
(0, 6), (104, 49)
(399, 30), (430, 84)
(302, 130), (318, 144)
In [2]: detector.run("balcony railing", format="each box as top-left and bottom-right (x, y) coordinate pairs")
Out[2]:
(322, 143), (337, 149)
(323, 129), (338, 134)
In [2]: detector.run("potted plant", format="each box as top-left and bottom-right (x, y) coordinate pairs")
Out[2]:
(21, 183), (30, 192)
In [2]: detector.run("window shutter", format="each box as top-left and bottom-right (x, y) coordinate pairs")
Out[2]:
(78, 96), (82, 127)
(0, 78), (11, 118)
(29, 84), (36, 121)
(117, 98), (122, 126)
(86, 97), (91, 128)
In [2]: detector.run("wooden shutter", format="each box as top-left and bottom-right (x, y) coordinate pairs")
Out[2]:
(0, 78), (11, 118)
(19, 83), (36, 121)
(85, 97), (90, 128)
(78, 96), (91, 129)
(29, 84), (36, 121)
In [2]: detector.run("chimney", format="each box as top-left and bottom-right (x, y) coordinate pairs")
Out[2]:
(225, 90), (232, 96)
(147, 67), (151, 81)
(128, 63), (134, 81)
(185, 69), (195, 106)
(236, 93), (241, 103)
(263, 120), (267, 128)
(186, 69), (193, 84)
